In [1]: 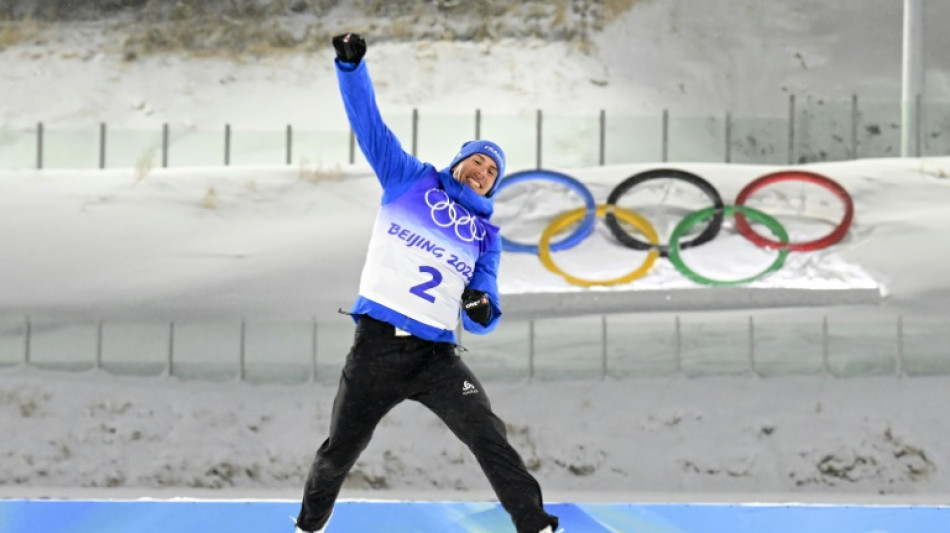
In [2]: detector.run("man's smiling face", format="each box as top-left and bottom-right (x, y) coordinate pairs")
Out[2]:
(452, 153), (498, 196)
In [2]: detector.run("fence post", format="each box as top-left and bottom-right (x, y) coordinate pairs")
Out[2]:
(162, 123), (169, 168)
(662, 109), (669, 162)
(896, 315), (905, 377)
(674, 315), (682, 374)
(23, 316), (31, 366)
(725, 112), (732, 163)
(239, 319), (246, 382)
(599, 109), (606, 166)
(286, 124), (293, 165)
(851, 94), (859, 159)
(788, 94), (796, 165)
(915, 93), (922, 157)
(821, 315), (829, 376)
(224, 123), (231, 166)
(36, 122), (43, 170)
(411, 108), (419, 158)
(528, 320), (535, 380)
(600, 315), (608, 380)
(310, 318), (318, 384)
(536, 109), (543, 169)
(167, 321), (175, 377)
(748, 316), (757, 376)
(99, 122), (107, 169)
(96, 320), (103, 371)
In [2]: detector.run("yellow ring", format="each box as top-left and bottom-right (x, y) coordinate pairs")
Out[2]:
(538, 205), (660, 287)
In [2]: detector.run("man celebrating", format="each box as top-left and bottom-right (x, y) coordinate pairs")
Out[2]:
(292, 33), (560, 533)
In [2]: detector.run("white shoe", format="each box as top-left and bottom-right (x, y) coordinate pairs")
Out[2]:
(538, 527), (562, 533)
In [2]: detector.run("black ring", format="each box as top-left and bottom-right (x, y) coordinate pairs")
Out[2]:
(604, 168), (725, 258)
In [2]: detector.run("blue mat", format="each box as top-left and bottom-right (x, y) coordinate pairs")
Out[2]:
(0, 499), (946, 532)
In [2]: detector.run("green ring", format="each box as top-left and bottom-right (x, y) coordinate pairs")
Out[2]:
(668, 205), (789, 286)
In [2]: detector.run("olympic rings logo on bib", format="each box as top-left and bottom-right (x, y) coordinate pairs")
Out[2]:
(493, 169), (855, 287)
(425, 188), (487, 242)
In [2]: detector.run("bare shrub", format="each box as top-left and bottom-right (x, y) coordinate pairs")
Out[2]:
(5, 0), (645, 58)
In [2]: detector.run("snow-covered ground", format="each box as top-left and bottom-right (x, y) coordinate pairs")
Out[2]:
(2, 0), (950, 504)
(2, 154), (949, 502)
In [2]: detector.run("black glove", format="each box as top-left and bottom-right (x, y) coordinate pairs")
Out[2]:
(332, 33), (366, 64)
(462, 289), (491, 326)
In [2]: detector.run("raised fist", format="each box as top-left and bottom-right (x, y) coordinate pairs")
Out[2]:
(332, 33), (366, 64)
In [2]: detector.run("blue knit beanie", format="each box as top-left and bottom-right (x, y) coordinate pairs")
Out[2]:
(448, 140), (506, 196)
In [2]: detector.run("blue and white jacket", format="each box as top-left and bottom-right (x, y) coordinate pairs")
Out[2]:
(336, 59), (502, 343)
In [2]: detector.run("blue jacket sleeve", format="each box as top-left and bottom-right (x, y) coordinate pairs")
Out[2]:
(462, 247), (502, 335)
(336, 59), (426, 201)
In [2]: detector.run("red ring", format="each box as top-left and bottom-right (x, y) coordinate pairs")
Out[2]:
(733, 170), (854, 252)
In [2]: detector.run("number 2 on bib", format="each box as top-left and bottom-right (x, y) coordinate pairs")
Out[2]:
(409, 265), (443, 303)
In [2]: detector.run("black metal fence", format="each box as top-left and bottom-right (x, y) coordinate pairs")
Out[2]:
(5, 95), (949, 172)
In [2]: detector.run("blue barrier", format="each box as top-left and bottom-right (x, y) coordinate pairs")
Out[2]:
(0, 499), (947, 533)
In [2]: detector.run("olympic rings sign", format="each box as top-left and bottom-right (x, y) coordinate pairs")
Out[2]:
(493, 168), (855, 287)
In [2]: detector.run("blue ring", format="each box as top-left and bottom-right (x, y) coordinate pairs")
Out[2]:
(494, 169), (597, 254)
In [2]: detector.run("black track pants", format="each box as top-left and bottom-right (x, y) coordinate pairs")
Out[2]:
(295, 315), (557, 533)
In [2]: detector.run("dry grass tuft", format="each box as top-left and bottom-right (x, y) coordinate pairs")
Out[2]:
(297, 161), (345, 183)
(201, 187), (217, 209)
(0, 18), (47, 48)
(134, 147), (156, 183)
(603, 0), (646, 20)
